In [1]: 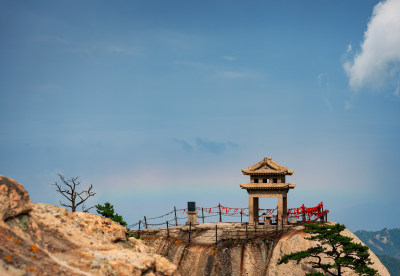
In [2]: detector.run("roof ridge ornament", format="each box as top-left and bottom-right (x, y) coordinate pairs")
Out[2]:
(242, 156), (294, 176)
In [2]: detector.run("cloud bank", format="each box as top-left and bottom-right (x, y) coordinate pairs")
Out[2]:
(173, 138), (193, 152)
(195, 138), (238, 154)
(173, 138), (238, 154)
(344, 0), (400, 93)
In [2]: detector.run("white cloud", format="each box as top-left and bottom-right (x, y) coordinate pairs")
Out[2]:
(222, 56), (237, 61)
(346, 44), (352, 53)
(345, 101), (352, 110)
(317, 73), (329, 87)
(395, 79), (400, 97)
(174, 60), (262, 80)
(344, 0), (400, 92)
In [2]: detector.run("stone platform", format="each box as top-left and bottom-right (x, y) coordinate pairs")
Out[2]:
(129, 222), (302, 245)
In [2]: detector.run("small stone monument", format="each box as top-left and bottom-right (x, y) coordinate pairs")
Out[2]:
(186, 201), (199, 225)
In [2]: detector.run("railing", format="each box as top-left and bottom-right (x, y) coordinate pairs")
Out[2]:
(287, 202), (325, 222)
(127, 202), (325, 229)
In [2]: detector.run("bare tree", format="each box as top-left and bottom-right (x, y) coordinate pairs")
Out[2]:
(81, 202), (94, 213)
(52, 174), (96, 212)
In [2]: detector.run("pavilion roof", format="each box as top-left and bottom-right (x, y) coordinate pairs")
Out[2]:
(240, 183), (296, 190)
(241, 156), (294, 176)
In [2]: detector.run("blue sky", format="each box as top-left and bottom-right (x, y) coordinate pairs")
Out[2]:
(1, 0), (400, 231)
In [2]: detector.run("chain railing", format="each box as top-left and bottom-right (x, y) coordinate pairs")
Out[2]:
(127, 202), (325, 230)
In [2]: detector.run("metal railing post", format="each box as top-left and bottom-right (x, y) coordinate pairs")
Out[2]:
(167, 221), (169, 237)
(219, 203), (222, 222)
(174, 206), (178, 226)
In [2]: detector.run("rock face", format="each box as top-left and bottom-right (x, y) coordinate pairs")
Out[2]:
(0, 175), (390, 275)
(0, 175), (178, 275)
(136, 223), (390, 276)
(0, 175), (32, 221)
(145, 235), (277, 275)
(267, 227), (389, 276)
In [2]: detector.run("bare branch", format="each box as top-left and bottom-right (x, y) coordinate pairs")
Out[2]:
(60, 201), (72, 208)
(58, 174), (73, 190)
(53, 174), (96, 212)
(81, 203), (95, 212)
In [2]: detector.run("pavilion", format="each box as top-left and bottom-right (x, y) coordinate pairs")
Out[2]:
(240, 157), (295, 225)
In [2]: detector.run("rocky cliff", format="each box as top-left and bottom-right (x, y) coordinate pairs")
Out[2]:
(133, 222), (390, 276)
(0, 175), (178, 275)
(0, 175), (390, 276)
(135, 224), (389, 276)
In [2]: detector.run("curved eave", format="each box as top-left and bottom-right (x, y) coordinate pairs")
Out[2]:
(240, 183), (296, 190)
(241, 169), (294, 176)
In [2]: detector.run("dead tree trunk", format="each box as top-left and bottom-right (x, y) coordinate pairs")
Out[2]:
(52, 174), (96, 212)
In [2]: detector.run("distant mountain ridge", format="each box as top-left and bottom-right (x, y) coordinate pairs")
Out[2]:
(376, 255), (400, 276)
(355, 228), (400, 258)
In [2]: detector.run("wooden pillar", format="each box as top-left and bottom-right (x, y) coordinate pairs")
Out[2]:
(249, 195), (254, 224)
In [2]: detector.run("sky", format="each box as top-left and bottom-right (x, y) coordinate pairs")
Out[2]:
(1, 0), (400, 232)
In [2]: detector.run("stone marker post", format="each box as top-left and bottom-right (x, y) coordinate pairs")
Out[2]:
(186, 201), (199, 226)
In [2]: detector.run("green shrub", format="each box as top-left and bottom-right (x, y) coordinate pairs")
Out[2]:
(96, 202), (127, 227)
(278, 223), (378, 276)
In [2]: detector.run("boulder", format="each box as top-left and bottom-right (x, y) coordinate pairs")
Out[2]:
(0, 176), (32, 222)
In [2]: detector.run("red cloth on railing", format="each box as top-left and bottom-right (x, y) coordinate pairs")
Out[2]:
(286, 202), (324, 222)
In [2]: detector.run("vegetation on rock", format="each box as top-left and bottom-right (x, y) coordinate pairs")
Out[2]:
(278, 223), (378, 276)
(95, 202), (127, 227)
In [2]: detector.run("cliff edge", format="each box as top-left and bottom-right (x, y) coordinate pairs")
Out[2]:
(134, 222), (390, 275)
(0, 175), (178, 275)
(0, 175), (390, 275)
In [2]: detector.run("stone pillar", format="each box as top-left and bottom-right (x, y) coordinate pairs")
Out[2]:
(283, 196), (287, 224)
(277, 194), (283, 226)
(186, 211), (199, 225)
(249, 195), (254, 224)
(254, 197), (259, 224)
